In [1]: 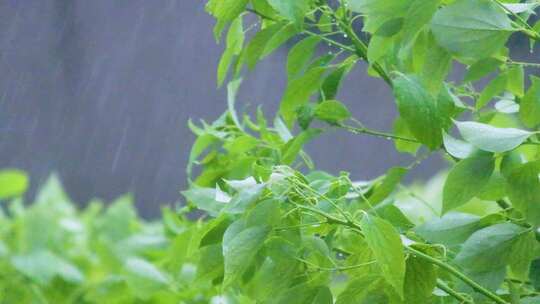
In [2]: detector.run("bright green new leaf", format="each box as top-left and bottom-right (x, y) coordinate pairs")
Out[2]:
(520, 75), (540, 127)
(267, 0), (310, 24)
(287, 36), (320, 79)
(222, 225), (270, 287)
(359, 215), (405, 298)
(393, 73), (443, 149)
(442, 154), (495, 213)
(455, 120), (533, 153)
(0, 169), (29, 199)
(211, 0), (249, 23)
(455, 223), (525, 272)
(431, 0), (514, 60)
(314, 100), (351, 124)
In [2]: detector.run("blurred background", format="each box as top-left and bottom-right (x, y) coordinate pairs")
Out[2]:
(1, 1), (537, 217)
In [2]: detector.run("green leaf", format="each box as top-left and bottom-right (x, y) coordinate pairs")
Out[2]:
(374, 18), (403, 37)
(476, 72), (507, 109)
(0, 169), (29, 199)
(262, 23), (298, 57)
(321, 57), (355, 100)
(12, 250), (84, 285)
(314, 100), (351, 124)
(443, 132), (475, 159)
(368, 167), (408, 205)
(217, 17), (244, 87)
(507, 65), (524, 97)
(393, 73), (443, 149)
(505, 161), (540, 226)
(281, 129), (322, 164)
(520, 75), (540, 128)
(359, 215), (405, 298)
(336, 276), (385, 304)
(246, 22), (284, 69)
(393, 117), (421, 155)
(422, 36), (452, 95)
(455, 120), (533, 153)
(455, 223), (525, 272)
(181, 187), (224, 216)
(415, 213), (481, 248)
(212, 0), (249, 23)
(464, 57), (503, 82)
(287, 36), (320, 79)
(367, 35), (393, 63)
(509, 231), (536, 279)
(401, 0), (440, 44)
(442, 154), (495, 213)
(431, 0), (513, 60)
(280, 67), (326, 126)
(347, 0), (409, 33)
(267, 0), (310, 24)
(222, 224), (270, 287)
(124, 257), (169, 300)
(404, 255), (437, 304)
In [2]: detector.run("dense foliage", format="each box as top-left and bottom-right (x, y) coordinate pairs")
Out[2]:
(2, 0), (540, 303)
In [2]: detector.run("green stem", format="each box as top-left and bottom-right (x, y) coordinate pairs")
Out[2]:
(491, 0), (540, 42)
(336, 20), (393, 86)
(436, 279), (474, 304)
(339, 124), (420, 143)
(408, 247), (509, 304)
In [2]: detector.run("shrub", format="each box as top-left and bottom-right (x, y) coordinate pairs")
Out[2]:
(2, 0), (540, 303)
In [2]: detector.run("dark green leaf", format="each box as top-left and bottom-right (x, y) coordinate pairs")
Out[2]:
(393, 73), (443, 149)
(455, 223), (525, 272)
(431, 0), (514, 60)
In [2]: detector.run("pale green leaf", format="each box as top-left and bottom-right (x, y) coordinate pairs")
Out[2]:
(455, 120), (533, 153)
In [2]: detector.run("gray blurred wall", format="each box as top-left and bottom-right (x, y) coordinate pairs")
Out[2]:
(0, 1), (536, 217)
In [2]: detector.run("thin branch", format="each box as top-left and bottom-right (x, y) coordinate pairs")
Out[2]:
(436, 279), (474, 304)
(408, 247), (509, 304)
